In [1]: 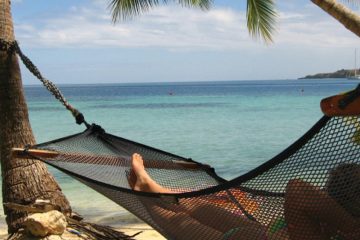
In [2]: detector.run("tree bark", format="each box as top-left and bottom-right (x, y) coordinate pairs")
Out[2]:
(0, 0), (71, 233)
(312, 0), (360, 37)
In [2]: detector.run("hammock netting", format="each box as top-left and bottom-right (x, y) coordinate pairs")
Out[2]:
(25, 114), (360, 239)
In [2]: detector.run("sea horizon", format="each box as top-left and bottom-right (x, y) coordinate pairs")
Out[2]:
(22, 77), (360, 87)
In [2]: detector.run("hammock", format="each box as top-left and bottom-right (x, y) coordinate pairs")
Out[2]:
(5, 40), (360, 239)
(11, 94), (360, 240)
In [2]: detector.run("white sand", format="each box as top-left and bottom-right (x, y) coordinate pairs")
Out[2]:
(0, 223), (165, 240)
(121, 224), (165, 240)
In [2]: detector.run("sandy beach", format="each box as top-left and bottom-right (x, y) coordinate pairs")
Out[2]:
(0, 191), (165, 239)
(121, 224), (165, 240)
(0, 223), (164, 239)
(0, 228), (7, 239)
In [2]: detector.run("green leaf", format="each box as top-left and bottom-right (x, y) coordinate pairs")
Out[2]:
(109, 0), (212, 22)
(108, 0), (277, 43)
(247, 0), (277, 43)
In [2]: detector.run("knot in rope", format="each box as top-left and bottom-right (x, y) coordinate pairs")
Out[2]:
(0, 38), (16, 53)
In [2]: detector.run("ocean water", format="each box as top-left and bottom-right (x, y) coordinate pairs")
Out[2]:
(1, 79), (359, 228)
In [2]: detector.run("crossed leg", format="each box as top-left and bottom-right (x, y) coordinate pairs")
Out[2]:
(129, 153), (271, 240)
(285, 179), (360, 240)
(129, 153), (360, 240)
(129, 153), (178, 193)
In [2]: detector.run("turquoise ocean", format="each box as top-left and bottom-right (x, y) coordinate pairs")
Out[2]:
(1, 79), (359, 228)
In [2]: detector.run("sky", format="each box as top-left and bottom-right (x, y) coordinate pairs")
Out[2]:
(10, 0), (360, 84)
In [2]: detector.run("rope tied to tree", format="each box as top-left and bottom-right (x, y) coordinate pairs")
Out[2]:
(0, 39), (90, 128)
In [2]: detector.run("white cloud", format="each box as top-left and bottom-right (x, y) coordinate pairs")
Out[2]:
(14, 1), (359, 51)
(15, 5), (250, 50)
(278, 11), (359, 48)
(278, 12), (306, 20)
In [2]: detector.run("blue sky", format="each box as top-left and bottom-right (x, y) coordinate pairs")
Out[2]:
(11, 0), (360, 84)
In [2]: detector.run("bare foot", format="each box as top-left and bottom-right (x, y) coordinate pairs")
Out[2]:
(130, 153), (174, 194)
(131, 153), (152, 192)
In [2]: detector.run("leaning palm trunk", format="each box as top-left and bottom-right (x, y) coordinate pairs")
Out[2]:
(0, 0), (71, 233)
(312, 0), (360, 37)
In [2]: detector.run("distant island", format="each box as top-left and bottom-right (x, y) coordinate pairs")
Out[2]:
(299, 69), (360, 79)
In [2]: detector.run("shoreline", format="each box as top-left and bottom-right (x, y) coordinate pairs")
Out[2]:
(0, 184), (165, 239)
(121, 224), (165, 240)
(0, 223), (164, 240)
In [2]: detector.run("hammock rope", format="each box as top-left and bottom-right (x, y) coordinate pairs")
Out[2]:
(0, 39), (90, 128)
(13, 113), (360, 239)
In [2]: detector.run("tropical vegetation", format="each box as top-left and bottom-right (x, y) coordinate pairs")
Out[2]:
(109, 0), (278, 43)
(109, 0), (360, 39)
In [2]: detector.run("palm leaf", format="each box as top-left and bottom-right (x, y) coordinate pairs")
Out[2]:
(109, 0), (277, 43)
(109, 0), (212, 22)
(247, 0), (277, 43)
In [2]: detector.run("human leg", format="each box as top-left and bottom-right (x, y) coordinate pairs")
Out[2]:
(284, 179), (360, 240)
(129, 153), (179, 193)
(130, 153), (270, 239)
(148, 204), (223, 240)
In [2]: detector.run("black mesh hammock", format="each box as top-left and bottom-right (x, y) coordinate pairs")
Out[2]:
(7, 40), (360, 239)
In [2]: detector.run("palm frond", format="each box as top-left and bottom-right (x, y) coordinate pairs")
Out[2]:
(247, 0), (277, 43)
(109, 0), (212, 22)
(177, 0), (212, 9)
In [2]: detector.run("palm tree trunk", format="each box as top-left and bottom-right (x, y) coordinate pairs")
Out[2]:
(0, 0), (71, 233)
(312, 0), (360, 37)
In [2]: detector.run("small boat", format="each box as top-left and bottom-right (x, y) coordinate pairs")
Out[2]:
(348, 49), (360, 80)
